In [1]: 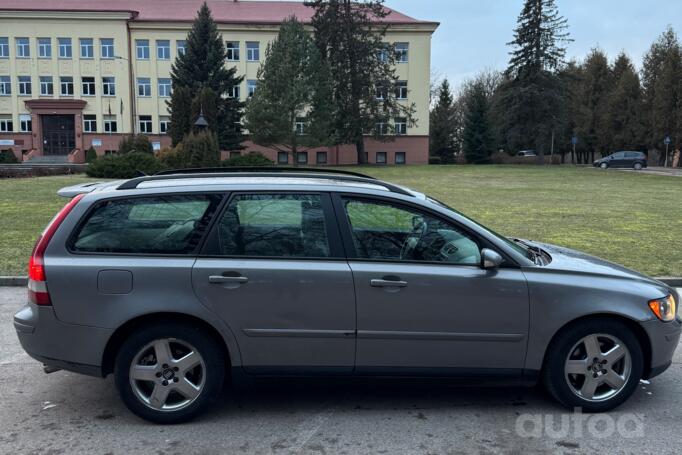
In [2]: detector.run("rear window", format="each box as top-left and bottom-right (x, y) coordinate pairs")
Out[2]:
(70, 194), (223, 254)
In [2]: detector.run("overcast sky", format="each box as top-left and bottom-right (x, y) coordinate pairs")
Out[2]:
(384, 0), (681, 88)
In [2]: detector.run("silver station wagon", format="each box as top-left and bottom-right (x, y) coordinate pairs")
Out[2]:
(13, 168), (680, 423)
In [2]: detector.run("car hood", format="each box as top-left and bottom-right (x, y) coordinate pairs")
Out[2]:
(527, 240), (665, 286)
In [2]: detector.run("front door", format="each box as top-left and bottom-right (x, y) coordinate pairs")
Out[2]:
(41, 115), (75, 155)
(192, 192), (356, 374)
(336, 195), (529, 374)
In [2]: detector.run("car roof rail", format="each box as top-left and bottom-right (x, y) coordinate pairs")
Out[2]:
(116, 168), (414, 196)
(154, 166), (376, 179)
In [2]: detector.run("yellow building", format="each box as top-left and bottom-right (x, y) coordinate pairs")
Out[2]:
(0, 0), (438, 164)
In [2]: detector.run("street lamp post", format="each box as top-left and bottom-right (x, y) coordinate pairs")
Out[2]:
(664, 136), (671, 167)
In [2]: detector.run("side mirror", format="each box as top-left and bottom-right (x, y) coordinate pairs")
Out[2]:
(481, 248), (503, 269)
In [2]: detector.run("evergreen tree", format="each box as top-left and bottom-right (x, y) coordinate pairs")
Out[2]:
(463, 81), (494, 164)
(429, 79), (457, 163)
(244, 17), (333, 163)
(607, 53), (645, 152)
(307, 0), (416, 163)
(494, 0), (571, 161)
(168, 2), (244, 150)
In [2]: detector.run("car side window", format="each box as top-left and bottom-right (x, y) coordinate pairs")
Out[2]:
(343, 198), (481, 265)
(613, 152), (625, 159)
(216, 194), (331, 258)
(71, 194), (222, 254)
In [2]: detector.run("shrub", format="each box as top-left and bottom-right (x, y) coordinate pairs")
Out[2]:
(157, 146), (186, 170)
(85, 147), (98, 163)
(490, 151), (562, 165)
(221, 151), (273, 167)
(428, 156), (442, 165)
(1, 148), (18, 164)
(118, 134), (154, 155)
(86, 152), (163, 178)
(180, 130), (220, 167)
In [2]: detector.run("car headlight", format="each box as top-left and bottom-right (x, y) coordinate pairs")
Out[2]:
(648, 295), (677, 322)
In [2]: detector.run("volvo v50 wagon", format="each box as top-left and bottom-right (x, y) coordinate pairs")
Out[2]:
(14, 169), (680, 423)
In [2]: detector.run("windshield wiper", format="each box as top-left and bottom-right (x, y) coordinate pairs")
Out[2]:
(512, 238), (542, 264)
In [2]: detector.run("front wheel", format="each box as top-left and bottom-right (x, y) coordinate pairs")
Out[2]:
(114, 322), (225, 424)
(543, 319), (643, 412)
(600, 162), (608, 169)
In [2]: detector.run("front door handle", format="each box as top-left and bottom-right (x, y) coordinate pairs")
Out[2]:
(370, 278), (408, 288)
(209, 275), (249, 284)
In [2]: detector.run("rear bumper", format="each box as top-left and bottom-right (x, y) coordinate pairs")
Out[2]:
(14, 303), (113, 377)
(641, 317), (681, 379)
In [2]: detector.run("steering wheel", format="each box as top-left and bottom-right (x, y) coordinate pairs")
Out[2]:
(400, 217), (428, 260)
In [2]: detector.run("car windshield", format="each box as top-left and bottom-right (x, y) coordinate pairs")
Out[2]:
(426, 196), (533, 260)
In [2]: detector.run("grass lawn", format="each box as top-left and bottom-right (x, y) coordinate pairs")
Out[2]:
(0, 166), (680, 277)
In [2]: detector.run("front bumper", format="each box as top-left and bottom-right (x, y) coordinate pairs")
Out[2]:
(14, 303), (113, 377)
(640, 317), (681, 379)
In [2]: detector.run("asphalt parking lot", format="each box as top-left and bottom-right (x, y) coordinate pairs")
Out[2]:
(1, 286), (681, 455)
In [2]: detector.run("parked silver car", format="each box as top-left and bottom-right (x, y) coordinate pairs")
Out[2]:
(14, 169), (680, 423)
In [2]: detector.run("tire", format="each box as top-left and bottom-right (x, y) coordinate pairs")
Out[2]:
(600, 163), (608, 169)
(634, 162), (643, 170)
(542, 319), (643, 413)
(114, 322), (225, 424)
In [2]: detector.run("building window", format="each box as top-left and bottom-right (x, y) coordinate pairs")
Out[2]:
(395, 42), (409, 63)
(60, 76), (74, 96)
(395, 151), (406, 164)
(0, 116), (13, 132)
(295, 117), (307, 136)
(136, 40), (149, 60)
(376, 151), (387, 164)
(39, 76), (53, 95)
(104, 115), (117, 133)
(83, 114), (97, 133)
(177, 40), (186, 56)
(277, 151), (288, 164)
(19, 114), (32, 132)
(227, 84), (240, 99)
(395, 81), (408, 100)
(100, 39), (114, 59)
(378, 44), (389, 62)
(376, 84), (387, 100)
(226, 41), (240, 61)
(247, 80), (257, 97)
(38, 38), (52, 58)
(316, 151), (328, 165)
(159, 116), (170, 134)
(0, 38), (8, 58)
(102, 77), (116, 96)
(138, 115), (153, 133)
(0, 76), (11, 95)
(246, 42), (259, 61)
(376, 122), (388, 136)
(18, 76), (32, 96)
(395, 117), (407, 135)
(80, 38), (94, 59)
(16, 38), (30, 58)
(297, 151), (308, 165)
(158, 78), (171, 97)
(156, 40), (171, 60)
(58, 38), (72, 58)
(137, 78), (151, 97)
(81, 77), (96, 96)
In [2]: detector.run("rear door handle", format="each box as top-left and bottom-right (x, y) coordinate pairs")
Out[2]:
(209, 275), (249, 284)
(370, 279), (408, 288)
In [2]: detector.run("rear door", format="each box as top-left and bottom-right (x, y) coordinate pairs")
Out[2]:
(335, 195), (529, 375)
(191, 192), (356, 374)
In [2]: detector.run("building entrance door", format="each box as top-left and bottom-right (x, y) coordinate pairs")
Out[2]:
(42, 115), (75, 155)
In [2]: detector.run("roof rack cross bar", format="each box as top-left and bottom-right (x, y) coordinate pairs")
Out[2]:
(154, 166), (376, 179)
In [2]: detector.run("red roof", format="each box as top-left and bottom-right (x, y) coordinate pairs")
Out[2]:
(0, 0), (436, 25)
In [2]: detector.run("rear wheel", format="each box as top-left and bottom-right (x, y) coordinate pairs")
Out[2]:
(543, 319), (643, 412)
(114, 322), (225, 423)
(633, 162), (643, 170)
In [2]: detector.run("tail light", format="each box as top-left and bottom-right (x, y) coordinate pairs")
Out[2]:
(28, 194), (84, 306)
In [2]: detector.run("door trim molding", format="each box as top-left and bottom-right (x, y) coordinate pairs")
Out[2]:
(243, 328), (355, 338)
(358, 330), (525, 342)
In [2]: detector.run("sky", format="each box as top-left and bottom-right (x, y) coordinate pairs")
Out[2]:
(384, 0), (682, 88)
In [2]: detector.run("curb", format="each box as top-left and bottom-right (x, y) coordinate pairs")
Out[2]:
(1, 276), (681, 288)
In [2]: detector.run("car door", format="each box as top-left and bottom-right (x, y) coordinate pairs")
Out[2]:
(334, 195), (529, 375)
(611, 152), (626, 167)
(192, 192), (356, 374)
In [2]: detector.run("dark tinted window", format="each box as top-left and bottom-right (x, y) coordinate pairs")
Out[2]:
(625, 152), (642, 158)
(613, 152), (625, 159)
(343, 198), (480, 265)
(71, 194), (222, 254)
(217, 194), (331, 258)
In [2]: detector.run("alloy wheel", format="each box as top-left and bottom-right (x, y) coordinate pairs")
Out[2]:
(564, 333), (632, 402)
(129, 338), (206, 412)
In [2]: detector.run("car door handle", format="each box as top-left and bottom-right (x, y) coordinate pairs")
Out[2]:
(209, 275), (249, 284)
(370, 279), (408, 288)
